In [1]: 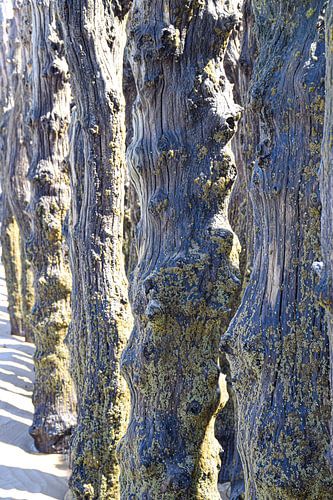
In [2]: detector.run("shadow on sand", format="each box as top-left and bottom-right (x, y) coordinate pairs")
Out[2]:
(0, 261), (69, 499)
(0, 464), (66, 496)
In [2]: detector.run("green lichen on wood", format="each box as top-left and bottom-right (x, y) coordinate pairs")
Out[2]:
(0, 210), (34, 341)
(319, 0), (333, 468)
(56, 0), (132, 497)
(28, 0), (76, 453)
(119, 1), (242, 498)
(223, 2), (333, 498)
(0, 8), (29, 340)
(1, 207), (23, 336)
(20, 238), (34, 342)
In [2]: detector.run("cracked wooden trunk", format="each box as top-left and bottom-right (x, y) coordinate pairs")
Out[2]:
(57, 0), (132, 497)
(0, 1), (34, 342)
(0, 204), (23, 335)
(223, 2), (333, 498)
(28, 0), (76, 453)
(5, 0), (34, 342)
(320, 0), (333, 469)
(119, 2), (242, 498)
(0, 6), (24, 338)
(10, 0), (34, 343)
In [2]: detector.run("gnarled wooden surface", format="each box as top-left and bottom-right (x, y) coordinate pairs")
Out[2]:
(0, 7), (25, 339)
(119, 1), (242, 498)
(5, 1), (34, 342)
(28, 0), (76, 453)
(223, 2), (333, 498)
(57, 0), (132, 497)
(320, 0), (333, 469)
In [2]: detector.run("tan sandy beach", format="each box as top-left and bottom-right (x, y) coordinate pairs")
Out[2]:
(0, 260), (69, 500)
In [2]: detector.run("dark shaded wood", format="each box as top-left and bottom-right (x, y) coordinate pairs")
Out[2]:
(119, 2), (242, 497)
(319, 0), (333, 470)
(223, 2), (333, 497)
(57, 0), (132, 497)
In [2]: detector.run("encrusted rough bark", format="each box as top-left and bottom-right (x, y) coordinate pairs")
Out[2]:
(6, 1), (34, 342)
(0, 203), (23, 335)
(0, 1), (35, 342)
(20, 236), (34, 342)
(119, 2), (241, 498)
(123, 51), (139, 277)
(57, 1), (132, 497)
(66, 108), (85, 392)
(28, 0), (76, 453)
(0, 7), (25, 338)
(320, 0), (333, 468)
(223, 2), (333, 498)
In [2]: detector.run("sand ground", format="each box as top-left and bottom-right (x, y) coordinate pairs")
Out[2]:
(0, 261), (69, 500)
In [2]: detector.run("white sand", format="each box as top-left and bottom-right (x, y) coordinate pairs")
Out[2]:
(0, 261), (69, 500)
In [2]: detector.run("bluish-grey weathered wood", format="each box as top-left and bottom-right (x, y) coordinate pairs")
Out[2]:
(0, 1), (34, 341)
(223, 2), (333, 498)
(320, 0), (333, 471)
(119, 1), (242, 498)
(57, 1), (132, 497)
(28, 0), (76, 453)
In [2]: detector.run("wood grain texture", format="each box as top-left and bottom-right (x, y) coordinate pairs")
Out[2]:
(28, 0), (76, 453)
(5, 1), (34, 342)
(320, 0), (333, 470)
(119, 1), (242, 498)
(223, 2), (333, 498)
(57, 0), (132, 497)
(0, 7), (24, 339)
